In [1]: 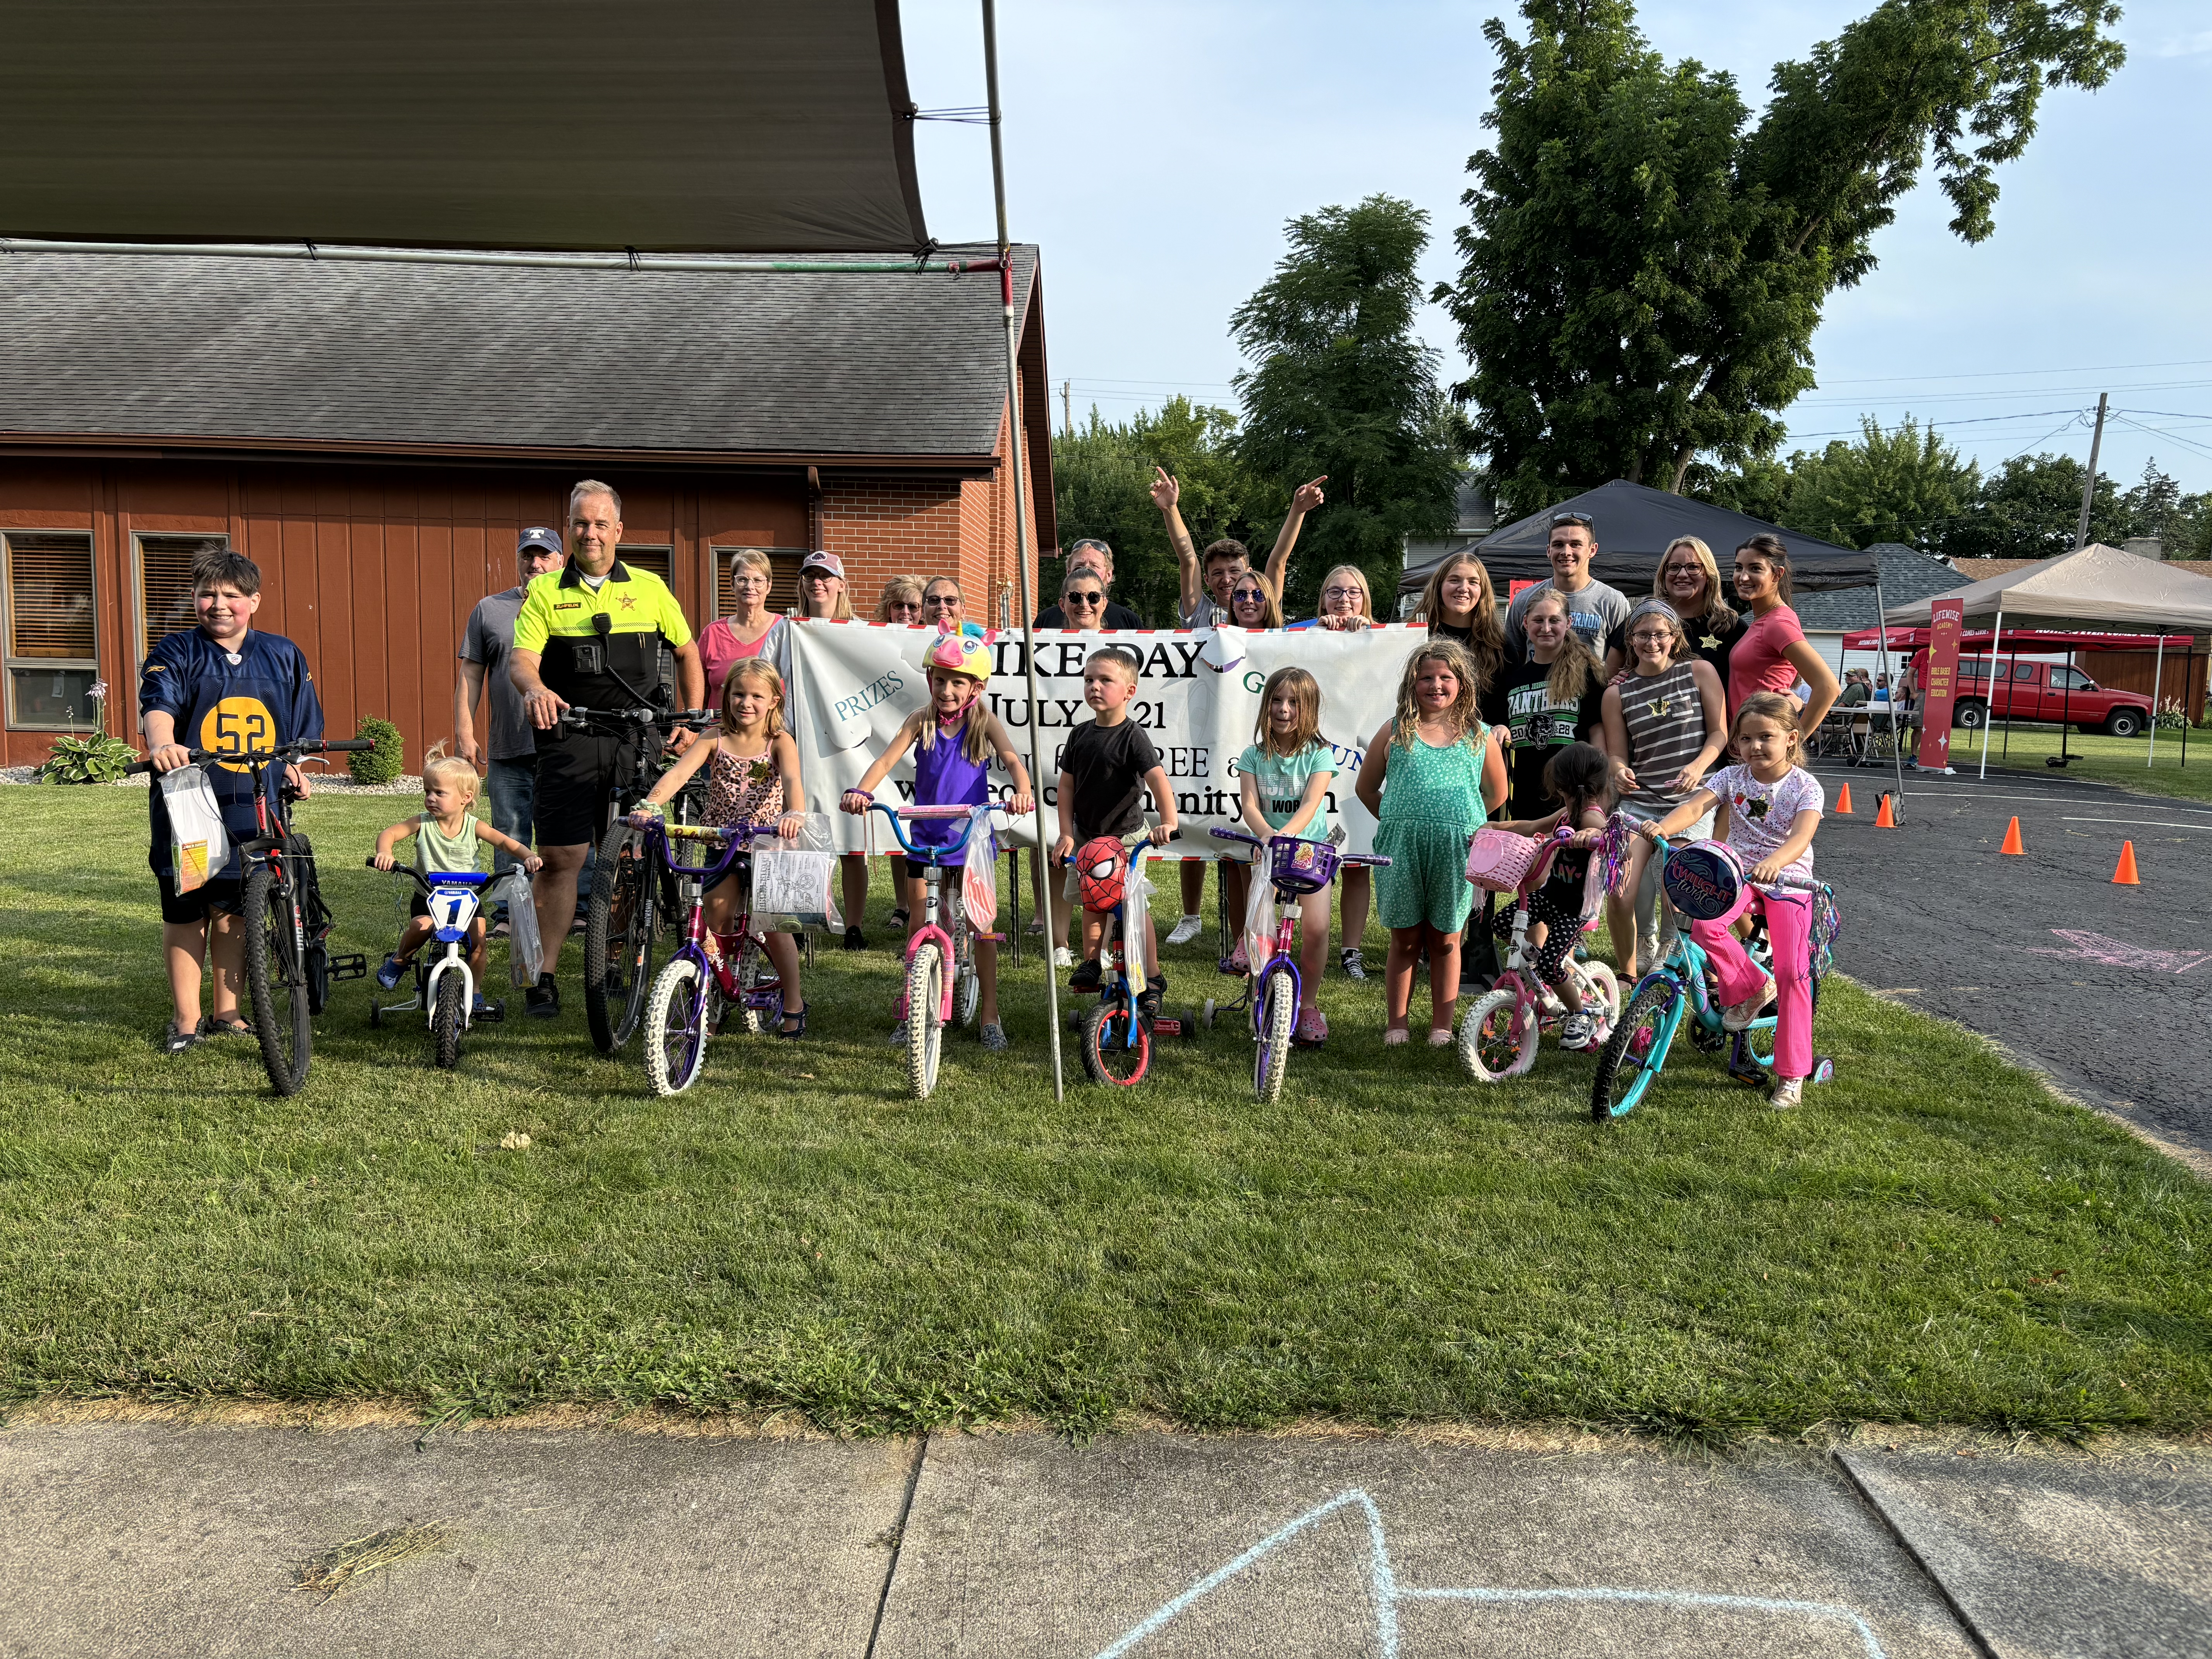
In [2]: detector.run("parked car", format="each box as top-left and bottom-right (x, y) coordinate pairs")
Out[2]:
(1913, 653), (2154, 737)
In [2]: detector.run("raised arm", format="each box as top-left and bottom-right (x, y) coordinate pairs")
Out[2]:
(1151, 467), (1203, 615)
(1262, 477), (1326, 594)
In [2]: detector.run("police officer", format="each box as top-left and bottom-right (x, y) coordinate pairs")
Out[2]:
(509, 479), (703, 1017)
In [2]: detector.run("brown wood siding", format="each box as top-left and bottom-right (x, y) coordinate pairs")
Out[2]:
(2094, 648), (2211, 721)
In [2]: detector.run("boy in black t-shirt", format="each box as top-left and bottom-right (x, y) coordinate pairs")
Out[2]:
(1054, 649), (1180, 1011)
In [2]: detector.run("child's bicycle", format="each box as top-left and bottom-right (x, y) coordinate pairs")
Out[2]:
(1208, 828), (1389, 1104)
(127, 736), (374, 1094)
(1458, 824), (1623, 1082)
(857, 801), (1013, 1097)
(364, 861), (503, 1068)
(1070, 825), (1202, 1087)
(635, 817), (792, 1096)
(1588, 835), (1836, 1121)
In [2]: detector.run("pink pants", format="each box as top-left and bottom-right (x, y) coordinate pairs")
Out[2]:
(1690, 890), (1813, 1080)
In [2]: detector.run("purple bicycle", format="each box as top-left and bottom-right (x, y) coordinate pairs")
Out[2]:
(636, 816), (789, 1096)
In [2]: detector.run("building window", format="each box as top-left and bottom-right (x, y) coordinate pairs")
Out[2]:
(4, 531), (101, 731)
(712, 547), (804, 617)
(617, 544), (672, 585)
(136, 533), (227, 659)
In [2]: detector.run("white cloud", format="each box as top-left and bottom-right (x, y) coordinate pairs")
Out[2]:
(2157, 29), (2212, 57)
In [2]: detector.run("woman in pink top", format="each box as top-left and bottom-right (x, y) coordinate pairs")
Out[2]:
(698, 548), (788, 708)
(1728, 534), (1838, 735)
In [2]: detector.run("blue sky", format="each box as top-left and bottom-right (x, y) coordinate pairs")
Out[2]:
(902, 0), (2212, 496)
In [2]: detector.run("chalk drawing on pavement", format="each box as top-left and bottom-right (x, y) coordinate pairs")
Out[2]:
(2025, 930), (2212, 974)
(1092, 1487), (1887, 1659)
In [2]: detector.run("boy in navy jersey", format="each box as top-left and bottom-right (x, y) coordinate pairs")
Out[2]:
(141, 548), (323, 1054)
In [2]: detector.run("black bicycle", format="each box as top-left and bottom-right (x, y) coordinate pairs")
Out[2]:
(562, 705), (715, 1053)
(130, 737), (374, 1093)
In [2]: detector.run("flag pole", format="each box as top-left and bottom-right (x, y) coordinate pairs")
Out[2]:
(982, 0), (1064, 1100)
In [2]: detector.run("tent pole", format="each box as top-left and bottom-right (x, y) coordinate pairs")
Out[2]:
(1979, 606), (2002, 780)
(2061, 648), (2075, 765)
(2003, 635), (2018, 759)
(982, 0), (1063, 1102)
(2148, 634), (2166, 767)
(1874, 570), (1905, 819)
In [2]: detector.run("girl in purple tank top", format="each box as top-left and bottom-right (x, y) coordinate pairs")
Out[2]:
(841, 629), (1035, 1049)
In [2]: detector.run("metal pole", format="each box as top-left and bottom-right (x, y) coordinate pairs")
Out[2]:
(983, 0), (1064, 1101)
(1874, 571), (1905, 819)
(2004, 634), (2018, 758)
(1979, 606), (2002, 780)
(2060, 647), (2075, 765)
(2075, 392), (2108, 550)
(2148, 634), (2166, 767)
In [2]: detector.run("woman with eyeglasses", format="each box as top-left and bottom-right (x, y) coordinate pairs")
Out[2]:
(699, 548), (792, 709)
(1605, 536), (1742, 683)
(875, 575), (925, 625)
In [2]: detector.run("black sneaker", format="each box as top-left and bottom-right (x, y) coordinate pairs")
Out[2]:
(843, 925), (867, 952)
(524, 973), (560, 1019)
(161, 1021), (201, 1056)
(1339, 946), (1367, 982)
(1136, 974), (1166, 1017)
(1068, 957), (1103, 994)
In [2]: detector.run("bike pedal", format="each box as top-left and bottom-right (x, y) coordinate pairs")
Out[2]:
(325, 953), (369, 982)
(480, 1001), (507, 1024)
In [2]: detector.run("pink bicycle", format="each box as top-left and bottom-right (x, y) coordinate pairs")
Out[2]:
(1457, 823), (1623, 1083)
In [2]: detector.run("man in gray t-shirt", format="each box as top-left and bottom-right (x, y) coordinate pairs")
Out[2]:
(457, 527), (565, 922)
(1501, 511), (1630, 674)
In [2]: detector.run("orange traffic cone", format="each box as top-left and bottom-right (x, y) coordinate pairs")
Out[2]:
(1874, 792), (1895, 828)
(2112, 842), (2140, 886)
(1835, 783), (1854, 815)
(2000, 816), (2024, 855)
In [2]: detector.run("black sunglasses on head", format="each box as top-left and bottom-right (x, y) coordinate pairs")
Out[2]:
(1549, 512), (1595, 529)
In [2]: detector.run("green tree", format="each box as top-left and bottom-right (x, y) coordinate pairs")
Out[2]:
(1937, 453), (2121, 562)
(1774, 416), (1980, 549)
(1229, 195), (1467, 613)
(1443, 0), (2124, 513)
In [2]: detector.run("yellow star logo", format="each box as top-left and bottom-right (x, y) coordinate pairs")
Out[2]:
(617, 594), (637, 612)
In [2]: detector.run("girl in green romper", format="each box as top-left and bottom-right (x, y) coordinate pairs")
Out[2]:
(1354, 639), (1508, 1046)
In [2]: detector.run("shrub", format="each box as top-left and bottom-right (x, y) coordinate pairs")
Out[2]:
(350, 716), (405, 785)
(38, 731), (140, 784)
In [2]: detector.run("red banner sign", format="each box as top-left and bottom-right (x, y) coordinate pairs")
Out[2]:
(1917, 597), (1965, 769)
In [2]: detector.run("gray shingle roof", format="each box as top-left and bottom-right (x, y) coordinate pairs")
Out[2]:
(0, 243), (1038, 459)
(1793, 543), (1962, 630)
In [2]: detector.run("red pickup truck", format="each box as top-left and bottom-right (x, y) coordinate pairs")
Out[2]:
(1913, 653), (2153, 738)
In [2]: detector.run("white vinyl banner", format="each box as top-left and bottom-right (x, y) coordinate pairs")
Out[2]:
(785, 620), (1430, 859)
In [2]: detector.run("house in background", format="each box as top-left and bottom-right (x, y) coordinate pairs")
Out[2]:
(1793, 543), (1965, 681)
(1397, 475), (1497, 617)
(0, 246), (1053, 769)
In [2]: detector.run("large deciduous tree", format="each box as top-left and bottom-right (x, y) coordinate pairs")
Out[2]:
(1230, 195), (1467, 614)
(1778, 417), (1980, 549)
(1443, 0), (2124, 515)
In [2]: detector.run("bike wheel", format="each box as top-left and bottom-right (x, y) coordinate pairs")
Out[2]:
(904, 941), (945, 1098)
(1254, 970), (1293, 1105)
(955, 963), (981, 1029)
(644, 958), (709, 1096)
(1458, 988), (1537, 1082)
(241, 863), (313, 1096)
(584, 819), (658, 1054)
(1591, 978), (1678, 1122)
(1080, 997), (1151, 1087)
(1580, 962), (1622, 1032)
(431, 970), (465, 1071)
(733, 937), (776, 1036)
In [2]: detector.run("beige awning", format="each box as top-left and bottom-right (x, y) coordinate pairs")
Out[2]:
(1882, 544), (2212, 637)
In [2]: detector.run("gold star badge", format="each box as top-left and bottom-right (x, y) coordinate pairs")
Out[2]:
(617, 594), (637, 612)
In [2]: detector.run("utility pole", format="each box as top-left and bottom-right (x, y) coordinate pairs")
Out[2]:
(2074, 392), (2108, 550)
(1062, 378), (1071, 434)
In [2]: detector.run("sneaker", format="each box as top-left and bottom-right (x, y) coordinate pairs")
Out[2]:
(843, 925), (867, 952)
(1051, 945), (1073, 969)
(1069, 957), (1103, 994)
(889, 907), (910, 932)
(524, 973), (560, 1019)
(888, 1022), (909, 1048)
(161, 1021), (201, 1056)
(1166, 914), (1203, 947)
(1559, 1008), (1599, 1051)
(1339, 946), (1367, 982)
(375, 952), (409, 991)
(1722, 978), (1776, 1032)
(1136, 974), (1166, 1017)
(1770, 1076), (1804, 1110)
(1025, 916), (1046, 936)
(1293, 1006), (1328, 1047)
(980, 1022), (1009, 1052)
(1219, 941), (1248, 977)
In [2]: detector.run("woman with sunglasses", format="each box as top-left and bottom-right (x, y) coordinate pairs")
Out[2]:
(875, 575), (925, 625)
(1225, 570), (1284, 629)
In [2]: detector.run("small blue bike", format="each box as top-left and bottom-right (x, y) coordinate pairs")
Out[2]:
(1209, 828), (1388, 1104)
(366, 860), (502, 1070)
(1588, 835), (1836, 1121)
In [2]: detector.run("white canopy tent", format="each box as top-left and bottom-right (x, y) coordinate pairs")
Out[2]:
(1881, 544), (2212, 775)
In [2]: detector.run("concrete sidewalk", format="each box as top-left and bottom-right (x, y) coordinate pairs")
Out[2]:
(2, 1415), (2204, 1658)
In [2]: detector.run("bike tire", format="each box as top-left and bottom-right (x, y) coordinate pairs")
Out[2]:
(1580, 961), (1622, 1032)
(955, 963), (981, 1029)
(644, 957), (709, 1096)
(584, 819), (658, 1054)
(241, 862), (313, 1096)
(1254, 970), (1293, 1105)
(1458, 988), (1537, 1082)
(905, 941), (945, 1098)
(733, 936), (775, 1036)
(1590, 977), (1678, 1122)
(432, 970), (465, 1071)
(1080, 997), (1151, 1087)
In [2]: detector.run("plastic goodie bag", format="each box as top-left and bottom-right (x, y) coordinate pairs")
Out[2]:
(1121, 840), (1158, 987)
(959, 805), (1001, 935)
(500, 871), (544, 987)
(750, 813), (844, 931)
(1240, 842), (1277, 976)
(160, 766), (231, 893)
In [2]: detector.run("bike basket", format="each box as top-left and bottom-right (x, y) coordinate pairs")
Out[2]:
(1076, 836), (1127, 911)
(1660, 838), (1750, 923)
(1267, 836), (1339, 895)
(1464, 827), (1543, 893)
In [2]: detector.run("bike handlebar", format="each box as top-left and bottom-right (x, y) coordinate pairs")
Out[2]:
(626, 815), (785, 844)
(858, 799), (1009, 860)
(363, 858), (497, 896)
(558, 706), (713, 733)
(1645, 833), (1823, 893)
(1209, 824), (1388, 869)
(125, 737), (374, 777)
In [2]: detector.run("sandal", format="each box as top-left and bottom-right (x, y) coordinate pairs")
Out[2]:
(1383, 1024), (1410, 1046)
(1428, 1027), (1455, 1047)
(196, 1014), (254, 1038)
(776, 1006), (807, 1040)
(161, 1021), (202, 1056)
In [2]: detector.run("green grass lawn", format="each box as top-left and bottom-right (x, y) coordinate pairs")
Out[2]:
(1930, 721), (2212, 804)
(2, 787), (2206, 1440)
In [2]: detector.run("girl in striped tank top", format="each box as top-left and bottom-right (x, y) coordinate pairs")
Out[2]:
(1598, 600), (1728, 979)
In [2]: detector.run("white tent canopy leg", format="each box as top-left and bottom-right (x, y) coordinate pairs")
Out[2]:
(1979, 605), (2003, 781)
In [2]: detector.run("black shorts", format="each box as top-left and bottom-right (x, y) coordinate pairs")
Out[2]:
(156, 867), (243, 925)
(533, 731), (638, 848)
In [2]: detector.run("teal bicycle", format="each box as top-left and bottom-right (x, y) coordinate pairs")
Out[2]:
(1588, 835), (1836, 1122)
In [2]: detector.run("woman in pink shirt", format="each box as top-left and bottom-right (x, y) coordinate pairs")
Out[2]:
(1728, 534), (1838, 735)
(698, 548), (789, 708)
